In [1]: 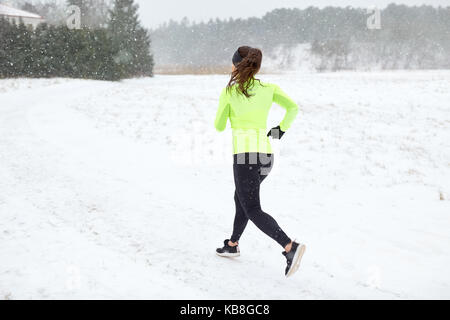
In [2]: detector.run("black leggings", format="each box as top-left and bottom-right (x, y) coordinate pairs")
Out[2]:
(230, 153), (291, 248)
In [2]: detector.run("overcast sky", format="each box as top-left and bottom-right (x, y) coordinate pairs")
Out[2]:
(136, 0), (450, 29)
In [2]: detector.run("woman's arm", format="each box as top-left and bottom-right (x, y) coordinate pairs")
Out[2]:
(272, 84), (299, 132)
(214, 88), (230, 132)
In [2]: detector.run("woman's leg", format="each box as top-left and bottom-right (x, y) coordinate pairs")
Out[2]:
(230, 191), (249, 244)
(233, 154), (292, 248)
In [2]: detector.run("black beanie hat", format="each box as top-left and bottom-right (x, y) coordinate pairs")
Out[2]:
(232, 49), (244, 66)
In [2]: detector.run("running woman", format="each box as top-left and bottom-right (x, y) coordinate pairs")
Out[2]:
(214, 46), (306, 277)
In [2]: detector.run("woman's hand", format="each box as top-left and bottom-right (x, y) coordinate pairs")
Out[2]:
(267, 126), (285, 139)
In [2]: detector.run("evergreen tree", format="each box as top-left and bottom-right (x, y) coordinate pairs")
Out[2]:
(14, 22), (33, 76)
(0, 17), (15, 77)
(108, 0), (154, 78)
(0, 18), (123, 81)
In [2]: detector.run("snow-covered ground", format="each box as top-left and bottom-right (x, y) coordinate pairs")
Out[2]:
(0, 71), (449, 299)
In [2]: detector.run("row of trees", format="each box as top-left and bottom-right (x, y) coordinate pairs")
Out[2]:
(150, 4), (450, 71)
(0, 0), (154, 80)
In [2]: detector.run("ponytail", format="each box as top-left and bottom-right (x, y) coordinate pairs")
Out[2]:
(227, 46), (263, 98)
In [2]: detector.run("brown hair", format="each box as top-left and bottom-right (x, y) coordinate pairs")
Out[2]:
(227, 46), (263, 98)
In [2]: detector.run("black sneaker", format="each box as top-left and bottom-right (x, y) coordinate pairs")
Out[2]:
(216, 239), (240, 258)
(282, 242), (306, 277)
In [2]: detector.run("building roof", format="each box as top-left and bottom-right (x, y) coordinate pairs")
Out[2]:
(0, 4), (44, 20)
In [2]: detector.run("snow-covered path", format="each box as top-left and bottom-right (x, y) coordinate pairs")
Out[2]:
(0, 72), (449, 299)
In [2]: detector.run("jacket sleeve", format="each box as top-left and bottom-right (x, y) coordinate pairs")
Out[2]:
(272, 84), (299, 132)
(214, 88), (230, 132)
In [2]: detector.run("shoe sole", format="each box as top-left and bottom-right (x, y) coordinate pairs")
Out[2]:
(216, 252), (240, 258)
(286, 244), (306, 278)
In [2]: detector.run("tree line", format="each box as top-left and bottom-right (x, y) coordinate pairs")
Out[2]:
(150, 4), (450, 71)
(0, 0), (154, 80)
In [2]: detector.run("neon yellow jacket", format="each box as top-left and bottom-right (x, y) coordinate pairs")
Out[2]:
(215, 80), (299, 154)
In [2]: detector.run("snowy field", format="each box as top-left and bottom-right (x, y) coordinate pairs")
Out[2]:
(0, 71), (449, 299)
